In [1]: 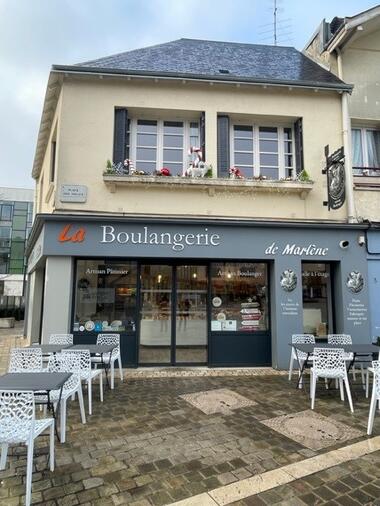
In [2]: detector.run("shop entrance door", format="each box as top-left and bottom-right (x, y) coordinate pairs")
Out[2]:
(302, 262), (334, 336)
(139, 264), (208, 365)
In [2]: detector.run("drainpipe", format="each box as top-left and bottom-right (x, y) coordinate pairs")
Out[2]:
(337, 48), (357, 223)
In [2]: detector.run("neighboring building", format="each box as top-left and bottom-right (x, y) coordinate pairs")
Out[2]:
(26, 39), (371, 368)
(304, 5), (380, 344)
(0, 187), (34, 319)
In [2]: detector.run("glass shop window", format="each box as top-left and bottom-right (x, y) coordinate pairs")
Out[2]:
(302, 263), (333, 337)
(73, 260), (137, 333)
(210, 262), (269, 332)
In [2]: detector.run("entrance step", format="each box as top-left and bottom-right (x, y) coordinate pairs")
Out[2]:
(124, 367), (286, 379)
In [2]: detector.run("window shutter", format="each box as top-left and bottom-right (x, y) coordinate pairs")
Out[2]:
(113, 108), (128, 163)
(294, 117), (304, 175)
(200, 111), (206, 161)
(217, 115), (230, 177)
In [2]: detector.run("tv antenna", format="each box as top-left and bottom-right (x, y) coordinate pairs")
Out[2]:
(257, 0), (293, 46)
(274, 0), (278, 46)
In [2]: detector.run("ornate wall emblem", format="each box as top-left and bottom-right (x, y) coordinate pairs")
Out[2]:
(346, 271), (364, 293)
(323, 146), (346, 211)
(280, 269), (297, 292)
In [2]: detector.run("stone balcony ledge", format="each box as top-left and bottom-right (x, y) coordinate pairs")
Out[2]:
(103, 175), (313, 199)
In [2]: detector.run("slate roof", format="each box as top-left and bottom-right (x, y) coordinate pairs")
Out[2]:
(52, 38), (351, 91)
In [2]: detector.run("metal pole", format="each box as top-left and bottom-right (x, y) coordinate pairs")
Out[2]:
(341, 91), (357, 223)
(274, 0), (277, 46)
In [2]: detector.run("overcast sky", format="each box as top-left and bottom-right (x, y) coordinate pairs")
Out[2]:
(0, 0), (376, 190)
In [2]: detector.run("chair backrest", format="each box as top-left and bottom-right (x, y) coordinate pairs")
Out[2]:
(314, 347), (345, 374)
(292, 334), (315, 344)
(0, 390), (35, 443)
(372, 360), (380, 400)
(49, 334), (74, 345)
(327, 334), (352, 345)
(62, 349), (91, 377)
(47, 352), (80, 393)
(96, 333), (120, 358)
(8, 348), (42, 373)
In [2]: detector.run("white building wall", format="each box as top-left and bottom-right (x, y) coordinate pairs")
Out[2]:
(41, 256), (73, 343)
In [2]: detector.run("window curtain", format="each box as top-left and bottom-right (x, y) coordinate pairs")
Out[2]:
(366, 130), (380, 168)
(351, 129), (363, 168)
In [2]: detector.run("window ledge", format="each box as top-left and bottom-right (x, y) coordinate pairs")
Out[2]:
(354, 176), (380, 190)
(103, 175), (313, 199)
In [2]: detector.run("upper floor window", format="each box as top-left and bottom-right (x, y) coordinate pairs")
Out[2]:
(231, 124), (294, 179)
(352, 128), (380, 176)
(130, 119), (199, 175)
(0, 204), (13, 222)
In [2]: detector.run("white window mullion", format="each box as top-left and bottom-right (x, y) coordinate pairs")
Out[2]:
(158, 120), (164, 169)
(184, 121), (190, 173)
(362, 128), (369, 167)
(278, 127), (285, 179)
(253, 125), (260, 177)
(230, 123), (235, 168)
(131, 119), (137, 165)
(291, 127), (296, 179)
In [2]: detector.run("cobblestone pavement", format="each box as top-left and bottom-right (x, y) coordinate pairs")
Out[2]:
(0, 321), (26, 373)
(0, 330), (379, 505)
(230, 450), (380, 505)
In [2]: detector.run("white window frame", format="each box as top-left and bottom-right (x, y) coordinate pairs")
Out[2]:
(129, 119), (199, 173)
(230, 122), (295, 179)
(352, 127), (380, 169)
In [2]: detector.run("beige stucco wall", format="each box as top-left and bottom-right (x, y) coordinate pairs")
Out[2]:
(354, 189), (380, 221)
(342, 30), (380, 121)
(35, 89), (63, 214)
(304, 33), (339, 75)
(35, 75), (346, 221)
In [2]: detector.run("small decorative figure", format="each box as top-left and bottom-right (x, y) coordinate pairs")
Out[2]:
(123, 159), (135, 174)
(229, 167), (245, 179)
(185, 147), (210, 177)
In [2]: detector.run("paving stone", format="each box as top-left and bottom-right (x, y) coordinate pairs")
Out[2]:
(0, 337), (379, 506)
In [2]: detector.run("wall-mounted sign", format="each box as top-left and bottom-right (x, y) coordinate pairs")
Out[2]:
(101, 225), (221, 251)
(60, 184), (88, 203)
(322, 146), (346, 211)
(346, 271), (364, 293)
(265, 242), (328, 256)
(280, 270), (297, 292)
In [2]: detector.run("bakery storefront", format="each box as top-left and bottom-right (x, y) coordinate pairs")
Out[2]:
(26, 216), (371, 369)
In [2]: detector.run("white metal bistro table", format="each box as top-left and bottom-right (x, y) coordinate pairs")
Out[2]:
(289, 343), (380, 390)
(27, 344), (71, 355)
(68, 344), (116, 388)
(0, 372), (71, 441)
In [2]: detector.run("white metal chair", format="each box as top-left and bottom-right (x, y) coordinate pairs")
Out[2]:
(8, 348), (42, 373)
(46, 353), (86, 443)
(92, 334), (123, 389)
(327, 334), (352, 358)
(288, 334), (315, 381)
(49, 334), (74, 345)
(328, 334), (365, 386)
(310, 347), (354, 413)
(367, 360), (380, 435)
(0, 390), (54, 506)
(62, 349), (103, 415)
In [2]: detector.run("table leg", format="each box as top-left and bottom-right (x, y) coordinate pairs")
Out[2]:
(102, 352), (111, 388)
(47, 388), (64, 441)
(296, 351), (310, 390)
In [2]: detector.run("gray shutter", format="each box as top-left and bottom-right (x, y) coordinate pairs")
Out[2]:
(294, 117), (304, 175)
(217, 115), (230, 177)
(113, 108), (128, 163)
(200, 111), (206, 161)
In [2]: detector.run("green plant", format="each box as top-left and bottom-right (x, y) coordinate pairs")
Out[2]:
(204, 165), (213, 178)
(297, 169), (312, 182)
(106, 159), (113, 169)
